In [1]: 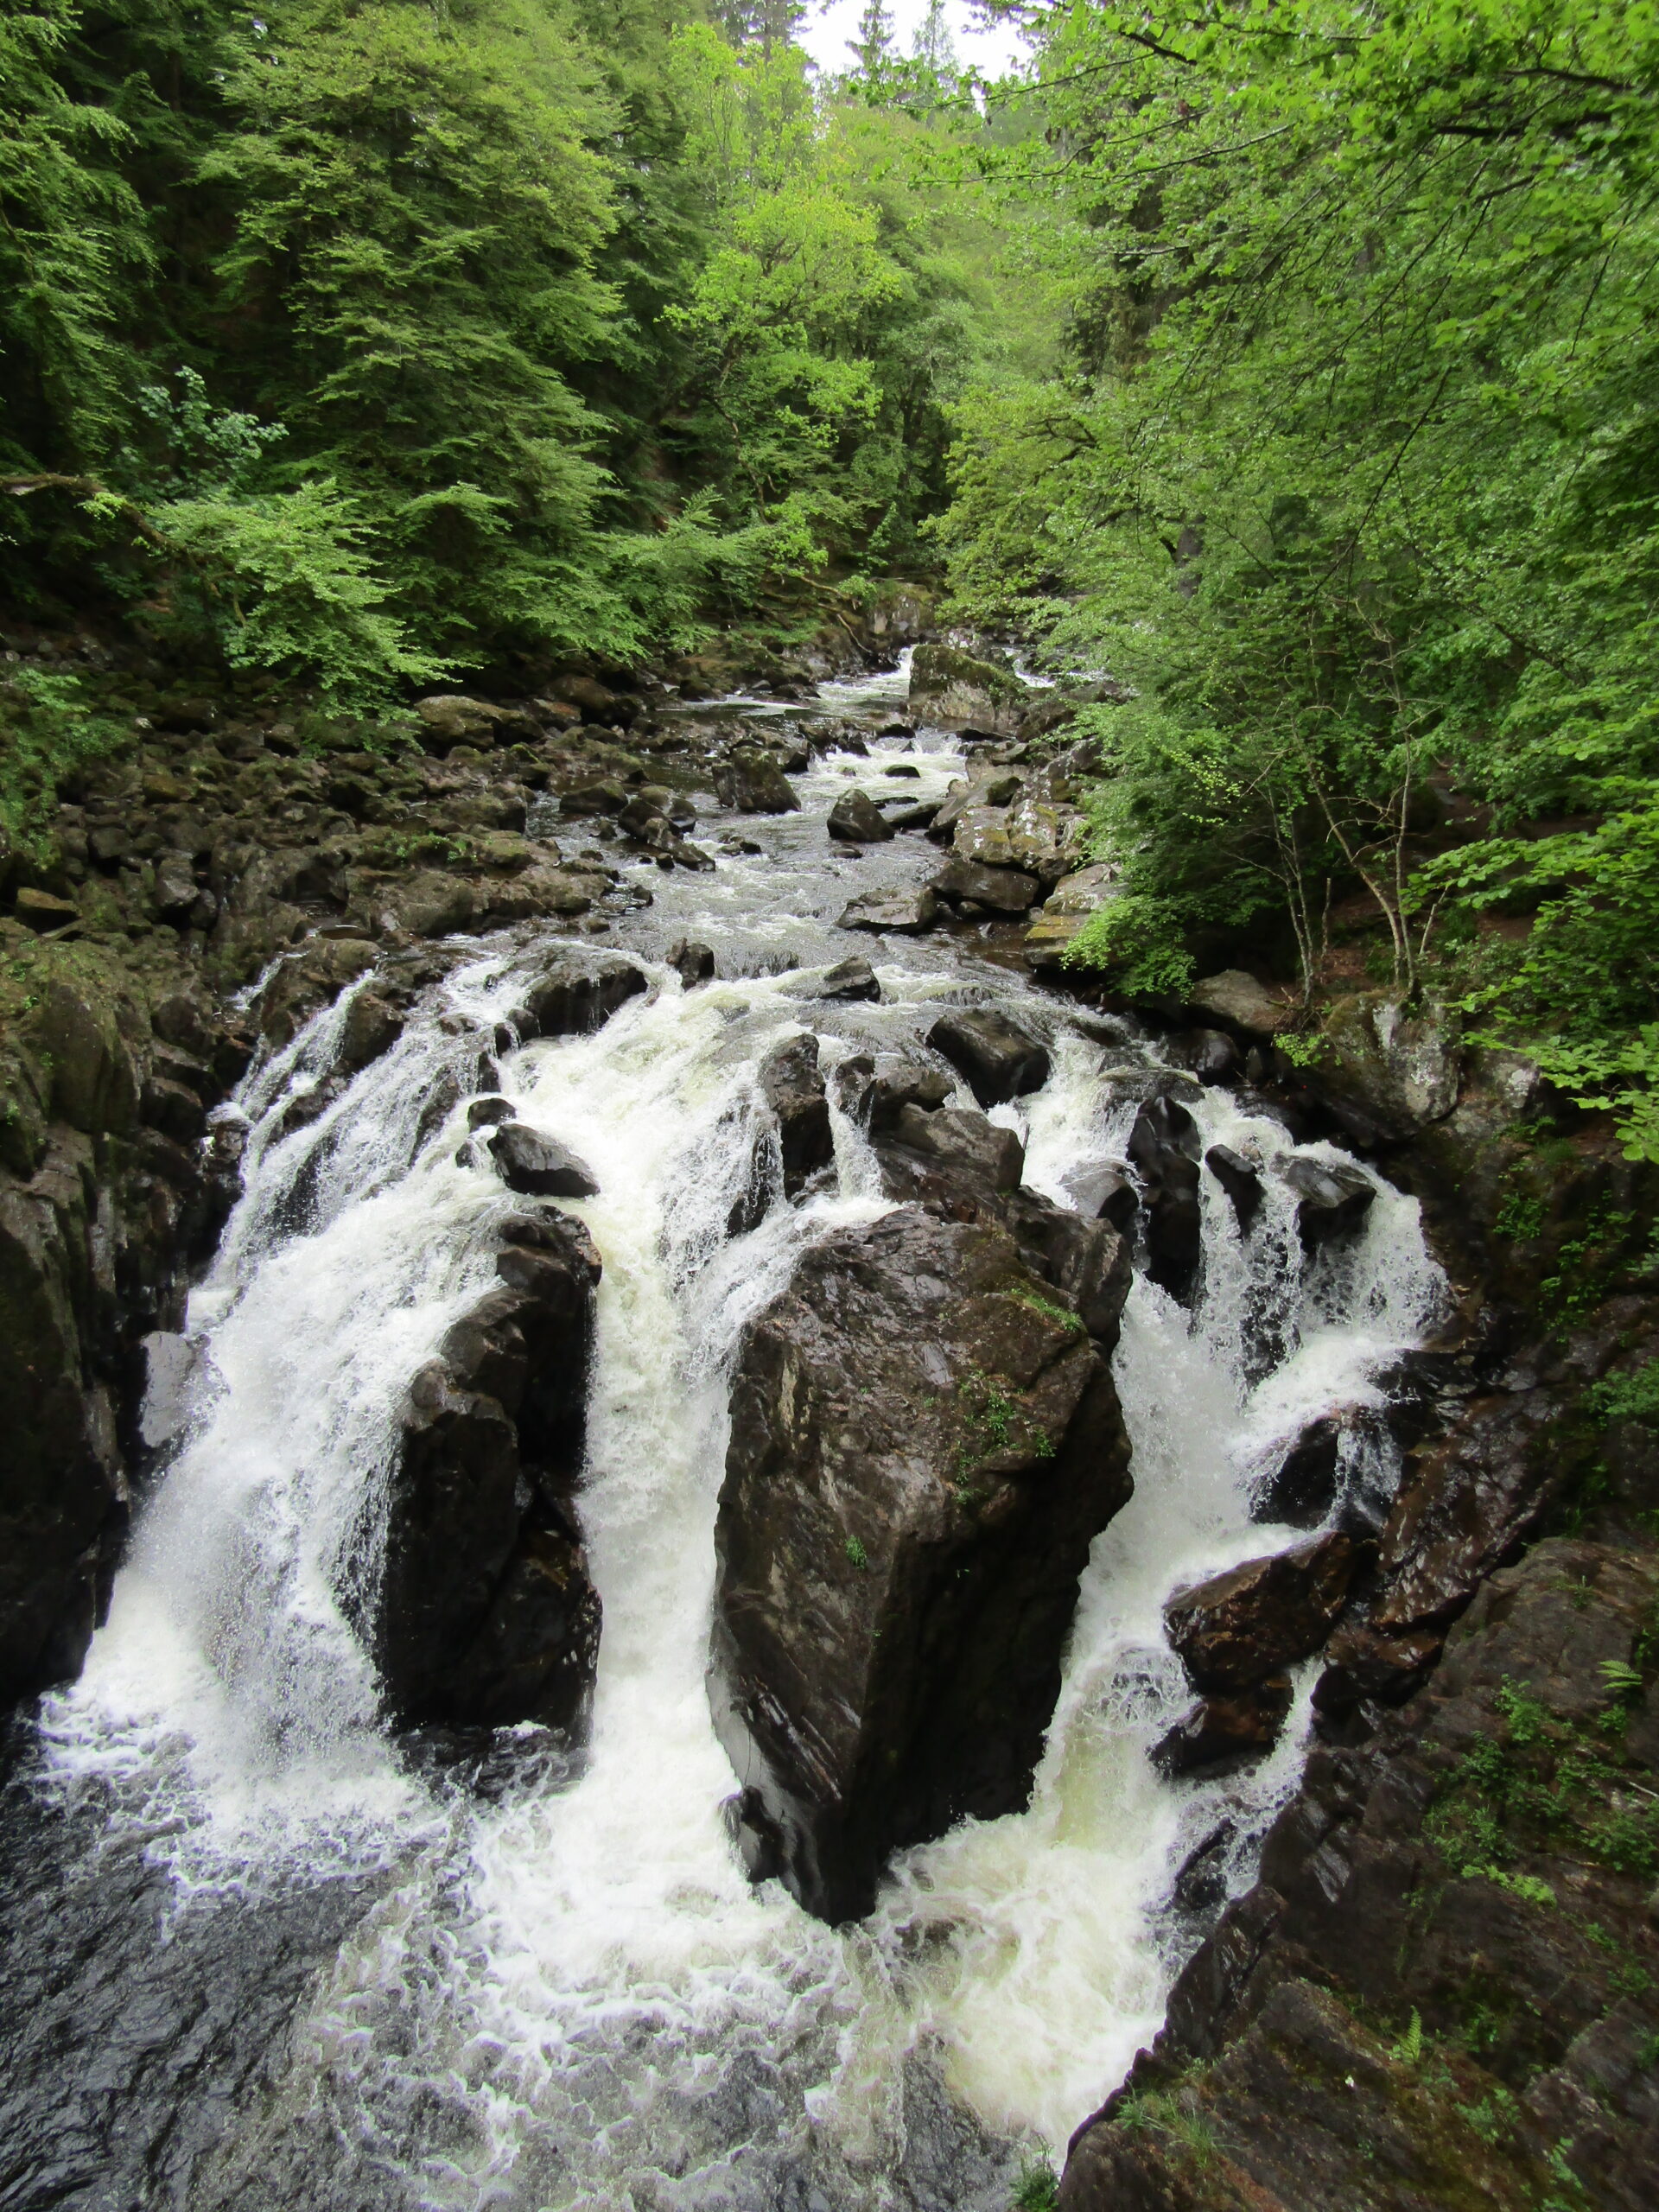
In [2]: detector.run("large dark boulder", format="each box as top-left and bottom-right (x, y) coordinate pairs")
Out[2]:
(760, 1033), (834, 1192)
(827, 789), (893, 844)
(376, 1211), (601, 1734)
(1165, 1533), (1357, 1692)
(711, 1205), (1135, 1921)
(487, 1124), (600, 1198)
(513, 950), (647, 1041)
(929, 855), (1042, 913)
(1280, 1154), (1376, 1249)
(714, 749), (800, 815)
(1128, 1094), (1203, 1301)
(928, 1007), (1050, 1107)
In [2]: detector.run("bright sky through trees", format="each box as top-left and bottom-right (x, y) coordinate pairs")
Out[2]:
(798, 0), (1026, 79)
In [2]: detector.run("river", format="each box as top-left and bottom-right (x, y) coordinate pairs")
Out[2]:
(0, 663), (1444, 2212)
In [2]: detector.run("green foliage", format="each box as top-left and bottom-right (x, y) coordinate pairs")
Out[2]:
(2, 0), (1048, 680)
(1586, 1361), (1659, 1432)
(844, 1534), (869, 1571)
(0, 665), (125, 859)
(1389, 2011), (1425, 2068)
(936, 0), (1659, 1134)
(1010, 2159), (1058, 2212)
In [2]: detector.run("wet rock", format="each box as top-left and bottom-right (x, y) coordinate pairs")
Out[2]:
(377, 1215), (601, 1732)
(467, 1096), (516, 1131)
(666, 938), (715, 986)
(515, 950), (647, 1040)
(1064, 1160), (1139, 1236)
(760, 1033), (834, 1193)
(908, 643), (1027, 738)
(487, 1124), (601, 1199)
(951, 805), (1019, 868)
(834, 1054), (953, 1130)
(561, 779), (628, 817)
(1253, 1414), (1344, 1527)
(256, 938), (379, 1049)
(335, 989), (404, 1074)
(1280, 1154), (1376, 1249)
(928, 769), (1024, 844)
(1166, 1534), (1358, 1691)
(1313, 1619), (1444, 1714)
(1128, 1094), (1203, 1302)
(713, 749), (800, 815)
(1163, 1028), (1242, 1084)
(1185, 969), (1297, 1039)
(35, 979), (140, 1134)
(870, 1102), (1026, 1205)
(928, 1007), (1050, 1107)
(711, 1205), (1134, 1921)
(1205, 1142), (1263, 1231)
(838, 885), (938, 934)
(929, 854), (1042, 914)
(827, 789), (893, 844)
(1152, 1675), (1294, 1777)
(885, 800), (940, 832)
(785, 957), (881, 1004)
(0, 1134), (125, 1701)
(479, 861), (607, 920)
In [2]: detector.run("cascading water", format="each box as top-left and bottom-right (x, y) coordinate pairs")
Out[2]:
(5, 671), (1446, 2212)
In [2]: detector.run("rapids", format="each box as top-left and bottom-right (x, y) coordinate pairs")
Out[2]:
(0, 664), (1445, 2211)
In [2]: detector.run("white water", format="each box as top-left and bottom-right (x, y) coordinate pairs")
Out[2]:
(33, 674), (1446, 2207)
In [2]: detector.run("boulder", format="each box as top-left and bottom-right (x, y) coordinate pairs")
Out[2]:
(1252, 1414), (1344, 1528)
(487, 1124), (601, 1198)
(35, 980), (140, 1134)
(952, 806), (1019, 868)
(711, 1205), (1134, 1920)
(907, 643), (1027, 738)
(837, 886), (938, 934)
(514, 950), (646, 1040)
(1024, 864), (1117, 970)
(377, 1212), (602, 1733)
(335, 989), (404, 1074)
(1064, 1160), (1139, 1236)
(1004, 793), (1088, 886)
(1165, 1533), (1358, 1692)
(1205, 1142), (1263, 1230)
(785, 957), (881, 1004)
(833, 1054), (953, 1131)
(929, 768), (1024, 843)
(1310, 992), (1465, 1146)
(561, 779), (628, 817)
(413, 695), (512, 751)
(1185, 969), (1298, 1039)
(929, 855), (1042, 914)
(255, 938), (379, 1051)
(928, 1007), (1050, 1107)
(826, 789), (893, 844)
(714, 750), (800, 815)
(15, 887), (79, 931)
(666, 938), (715, 986)
(1151, 1675), (1294, 1778)
(759, 1033), (834, 1194)
(378, 869), (478, 938)
(1128, 1094), (1203, 1301)
(871, 1102), (1027, 1204)
(1279, 1154), (1376, 1249)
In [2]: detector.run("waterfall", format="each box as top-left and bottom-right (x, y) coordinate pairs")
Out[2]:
(23, 686), (1446, 2209)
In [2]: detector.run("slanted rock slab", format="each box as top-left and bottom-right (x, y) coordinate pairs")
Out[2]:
(838, 886), (938, 934)
(711, 1205), (1134, 1921)
(928, 1007), (1050, 1106)
(1166, 1532), (1358, 1692)
(488, 1124), (601, 1198)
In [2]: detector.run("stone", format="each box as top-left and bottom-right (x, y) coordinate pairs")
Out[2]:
(515, 950), (646, 1040)
(478, 864), (602, 922)
(885, 801), (940, 832)
(952, 806), (1018, 868)
(666, 938), (715, 986)
(785, 957), (880, 1003)
(833, 1054), (953, 1130)
(1003, 793), (1087, 886)
(1064, 1161), (1139, 1236)
(928, 1008), (1050, 1107)
(1253, 1414), (1344, 1527)
(1185, 969), (1298, 1038)
(335, 989), (404, 1074)
(1151, 1676), (1295, 1777)
(413, 694), (511, 751)
(929, 855), (1042, 913)
(870, 1102), (1027, 1205)
(1205, 1142), (1263, 1230)
(1312, 992), (1465, 1146)
(1165, 1533), (1358, 1692)
(711, 1205), (1134, 1921)
(837, 886), (938, 934)
(376, 1215), (601, 1732)
(487, 1124), (601, 1198)
(1128, 1094), (1203, 1301)
(826, 789), (893, 843)
(907, 643), (1027, 737)
(1279, 1154), (1376, 1249)
(1024, 864), (1118, 969)
(929, 768), (1024, 842)
(561, 779), (628, 817)
(714, 749), (800, 814)
(15, 886), (79, 930)
(379, 869), (478, 938)
(760, 1033), (834, 1193)
(35, 980), (140, 1134)
(1165, 1027), (1242, 1084)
